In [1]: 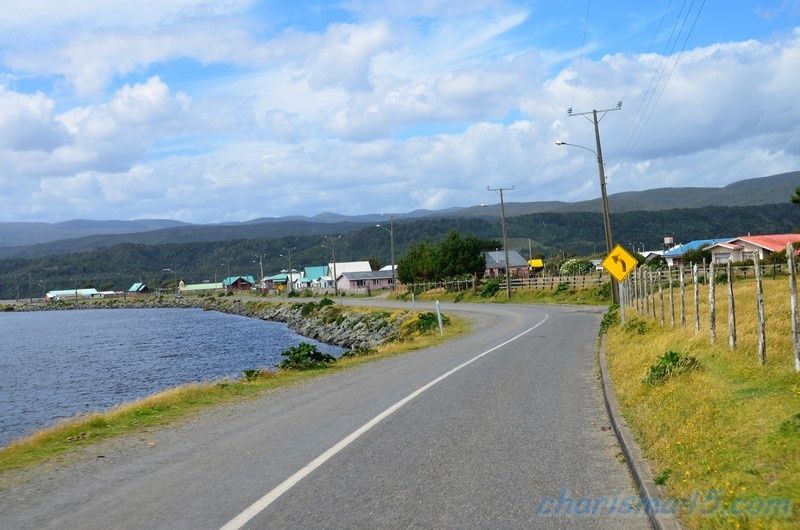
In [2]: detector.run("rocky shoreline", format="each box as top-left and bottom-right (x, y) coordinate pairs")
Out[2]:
(6, 297), (408, 351)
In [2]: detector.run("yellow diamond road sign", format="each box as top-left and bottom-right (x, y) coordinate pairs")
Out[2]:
(602, 244), (638, 282)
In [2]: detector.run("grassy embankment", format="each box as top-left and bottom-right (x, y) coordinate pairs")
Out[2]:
(605, 276), (799, 528)
(0, 300), (468, 482)
(392, 282), (611, 305)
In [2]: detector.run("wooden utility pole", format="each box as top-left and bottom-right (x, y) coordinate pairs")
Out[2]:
(488, 186), (514, 299)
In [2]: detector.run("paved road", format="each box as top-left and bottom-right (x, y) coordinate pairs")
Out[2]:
(0, 301), (649, 529)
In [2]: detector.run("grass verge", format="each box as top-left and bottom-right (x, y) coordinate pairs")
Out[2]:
(605, 277), (799, 528)
(0, 308), (468, 484)
(391, 283), (610, 305)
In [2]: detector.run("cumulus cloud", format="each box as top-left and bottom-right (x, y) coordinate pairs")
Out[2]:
(0, 88), (70, 151)
(0, 3), (799, 223)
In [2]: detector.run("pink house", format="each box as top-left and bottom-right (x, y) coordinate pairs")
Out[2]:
(705, 234), (800, 264)
(336, 271), (396, 293)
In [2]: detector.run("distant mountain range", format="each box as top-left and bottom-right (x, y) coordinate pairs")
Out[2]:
(0, 171), (797, 259)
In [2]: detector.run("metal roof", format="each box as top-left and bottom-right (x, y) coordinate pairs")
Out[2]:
(128, 282), (147, 292)
(483, 250), (528, 268)
(46, 288), (99, 298)
(738, 234), (800, 252)
(338, 271), (394, 281)
(222, 275), (255, 286)
(328, 261), (372, 274)
(303, 265), (328, 280)
(662, 238), (731, 257)
(180, 282), (224, 291)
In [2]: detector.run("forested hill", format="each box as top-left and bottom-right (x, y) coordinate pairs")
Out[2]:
(1, 203), (797, 300)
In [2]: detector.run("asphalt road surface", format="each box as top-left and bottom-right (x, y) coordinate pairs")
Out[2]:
(0, 301), (650, 529)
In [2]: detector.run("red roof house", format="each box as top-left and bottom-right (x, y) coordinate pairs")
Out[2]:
(706, 234), (800, 264)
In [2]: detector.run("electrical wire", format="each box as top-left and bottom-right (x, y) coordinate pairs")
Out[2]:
(570, 0), (592, 108)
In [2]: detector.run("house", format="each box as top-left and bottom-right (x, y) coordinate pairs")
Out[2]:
(127, 282), (150, 294)
(300, 265), (330, 290)
(705, 234), (800, 264)
(662, 238), (731, 266)
(46, 288), (100, 301)
(222, 275), (256, 291)
(483, 250), (529, 278)
(336, 271), (395, 292)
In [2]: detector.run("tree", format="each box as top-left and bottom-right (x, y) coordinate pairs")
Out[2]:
(437, 231), (486, 279)
(397, 242), (439, 284)
(681, 248), (711, 265)
(791, 186), (800, 206)
(366, 256), (382, 271)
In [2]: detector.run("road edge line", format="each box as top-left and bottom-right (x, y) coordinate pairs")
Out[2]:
(220, 314), (550, 530)
(598, 335), (682, 530)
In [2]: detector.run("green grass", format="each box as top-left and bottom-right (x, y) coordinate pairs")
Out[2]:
(391, 284), (611, 305)
(605, 277), (799, 528)
(0, 309), (468, 484)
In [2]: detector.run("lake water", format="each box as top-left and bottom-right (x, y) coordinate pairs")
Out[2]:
(0, 308), (343, 447)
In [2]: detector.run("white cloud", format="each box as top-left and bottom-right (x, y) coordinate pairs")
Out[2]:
(0, 87), (70, 151)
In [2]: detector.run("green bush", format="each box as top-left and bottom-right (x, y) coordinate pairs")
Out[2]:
(599, 305), (619, 335)
(644, 350), (699, 385)
(560, 258), (593, 275)
(225, 291), (233, 296)
(623, 318), (651, 335)
(654, 468), (671, 485)
(340, 346), (376, 359)
(318, 297), (334, 307)
(411, 312), (449, 333)
(480, 279), (500, 298)
(2, 305), (14, 312)
(278, 342), (337, 370)
(453, 292), (464, 303)
(555, 282), (570, 294)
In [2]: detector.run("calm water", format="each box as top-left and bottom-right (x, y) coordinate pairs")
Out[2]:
(0, 308), (342, 447)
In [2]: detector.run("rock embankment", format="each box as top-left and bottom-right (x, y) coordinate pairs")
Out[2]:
(203, 299), (409, 349)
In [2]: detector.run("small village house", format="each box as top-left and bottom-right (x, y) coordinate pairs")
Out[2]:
(705, 234), (800, 264)
(662, 238), (731, 266)
(222, 275), (256, 291)
(483, 250), (529, 278)
(127, 282), (150, 294)
(336, 271), (395, 293)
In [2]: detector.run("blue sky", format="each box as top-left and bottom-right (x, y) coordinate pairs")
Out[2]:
(1, 0), (799, 222)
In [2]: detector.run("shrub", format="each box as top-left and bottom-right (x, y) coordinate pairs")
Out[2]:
(480, 279), (500, 298)
(318, 297), (334, 307)
(560, 258), (593, 275)
(242, 369), (274, 381)
(278, 342), (337, 370)
(644, 350), (699, 385)
(594, 281), (612, 300)
(623, 318), (650, 335)
(453, 292), (464, 303)
(340, 346), (376, 359)
(599, 305), (619, 335)
(287, 290), (299, 298)
(411, 311), (448, 333)
(2, 305), (14, 312)
(217, 291), (225, 297)
(654, 468), (671, 485)
(225, 291), (233, 296)
(555, 282), (570, 294)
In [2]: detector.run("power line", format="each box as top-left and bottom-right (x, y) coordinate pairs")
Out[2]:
(571, 0), (592, 108)
(612, 0), (705, 173)
(618, 0), (674, 105)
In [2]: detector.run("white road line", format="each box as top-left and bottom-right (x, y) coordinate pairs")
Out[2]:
(220, 313), (550, 530)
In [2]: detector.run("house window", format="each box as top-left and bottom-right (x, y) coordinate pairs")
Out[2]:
(714, 253), (730, 263)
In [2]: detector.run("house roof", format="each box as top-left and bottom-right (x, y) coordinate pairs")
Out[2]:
(662, 238), (732, 257)
(737, 234), (800, 252)
(222, 275), (255, 286)
(47, 288), (99, 297)
(127, 282), (147, 292)
(483, 250), (528, 268)
(180, 282), (223, 291)
(303, 265), (328, 281)
(328, 261), (372, 274)
(379, 264), (397, 271)
(338, 271), (394, 281)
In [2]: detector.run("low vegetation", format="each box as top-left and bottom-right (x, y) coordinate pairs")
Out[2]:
(605, 277), (799, 528)
(395, 280), (611, 306)
(0, 305), (468, 483)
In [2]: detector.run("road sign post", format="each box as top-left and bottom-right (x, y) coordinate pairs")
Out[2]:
(602, 245), (638, 320)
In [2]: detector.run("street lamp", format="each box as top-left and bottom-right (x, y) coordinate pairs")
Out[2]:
(555, 138), (618, 304)
(375, 217), (396, 292)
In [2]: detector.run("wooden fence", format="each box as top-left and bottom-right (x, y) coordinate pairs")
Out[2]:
(620, 244), (800, 372)
(405, 271), (610, 293)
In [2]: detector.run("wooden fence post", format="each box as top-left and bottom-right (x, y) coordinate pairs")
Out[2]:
(693, 264), (700, 334)
(658, 270), (665, 325)
(635, 268), (642, 313)
(727, 260), (736, 350)
(680, 266), (686, 327)
(754, 254), (766, 366)
(651, 271), (657, 320)
(645, 269), (651, 316)
(788, 243), (800, 372)
(669, 266), (675, 327)
(709, 262), (716, 344)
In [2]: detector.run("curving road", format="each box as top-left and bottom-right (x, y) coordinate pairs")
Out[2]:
(0, 301), (650, 529)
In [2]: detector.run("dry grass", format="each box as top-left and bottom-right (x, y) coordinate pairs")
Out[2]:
(0, 309), (468, 483)
(606, 276), (800, 528)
